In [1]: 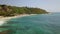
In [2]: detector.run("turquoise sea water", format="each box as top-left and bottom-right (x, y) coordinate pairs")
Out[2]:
(1, 13), (60, 34)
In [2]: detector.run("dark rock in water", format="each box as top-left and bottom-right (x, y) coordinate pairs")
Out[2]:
(0, 30), (12, 34)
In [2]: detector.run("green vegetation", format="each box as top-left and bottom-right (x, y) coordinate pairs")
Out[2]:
(0, 5), (48, 17)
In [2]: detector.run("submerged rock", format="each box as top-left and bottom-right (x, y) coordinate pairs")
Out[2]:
(0, 30), (11, 34)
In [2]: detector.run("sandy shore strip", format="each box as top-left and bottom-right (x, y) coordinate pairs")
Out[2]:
(0, 14), (37, 26)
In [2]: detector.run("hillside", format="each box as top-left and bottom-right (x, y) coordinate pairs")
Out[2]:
(0, 5), (48, 17)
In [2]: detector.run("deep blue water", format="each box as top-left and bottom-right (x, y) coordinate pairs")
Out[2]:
(1, 13), (60, 34)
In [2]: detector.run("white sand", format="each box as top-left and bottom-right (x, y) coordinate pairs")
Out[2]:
(0, 14), (36, 26)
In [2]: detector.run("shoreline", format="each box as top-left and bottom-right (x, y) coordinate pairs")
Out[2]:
(0, 14), (37, 26)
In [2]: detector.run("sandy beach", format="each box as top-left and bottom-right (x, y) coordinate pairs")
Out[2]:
(0, 14), (36, 26)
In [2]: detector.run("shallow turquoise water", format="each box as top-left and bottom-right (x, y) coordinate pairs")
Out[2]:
(1, 13), (60, 34)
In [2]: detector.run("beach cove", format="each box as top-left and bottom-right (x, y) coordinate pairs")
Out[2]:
(0, 14), (36, 26)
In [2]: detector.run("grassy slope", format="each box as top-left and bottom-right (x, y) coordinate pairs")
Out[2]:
(0, 5), (48, 17)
